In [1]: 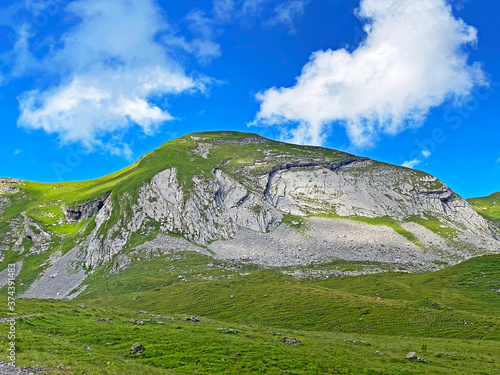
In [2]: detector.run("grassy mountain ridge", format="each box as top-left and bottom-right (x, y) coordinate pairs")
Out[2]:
(0, 130), (458, 249)
(0, 131), (352, 231)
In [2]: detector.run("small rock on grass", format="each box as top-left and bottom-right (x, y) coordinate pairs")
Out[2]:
(217, 328), (242, 333)
(406, 352), (418, 360)
(344, 339), (366, 345)
(130, 343), (145, 354)
(281, 337), (301, 344)
(82, 345), (91, 351)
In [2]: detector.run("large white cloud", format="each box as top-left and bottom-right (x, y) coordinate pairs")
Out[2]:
(252, 0), (486, 147)
(15, 0), (205, 154)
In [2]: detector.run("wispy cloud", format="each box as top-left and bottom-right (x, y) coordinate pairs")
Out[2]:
(213, 0), (235, 22)
(402, 149), (432, 169)
(402, 158), (421, 169)
(164, 5), (226, 65)
(166, 0), (309, 64)
(268, 0), (309, 33)
(252, 0), (486, 147)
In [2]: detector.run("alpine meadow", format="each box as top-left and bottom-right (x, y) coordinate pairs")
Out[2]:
(1, 0), (500, 374)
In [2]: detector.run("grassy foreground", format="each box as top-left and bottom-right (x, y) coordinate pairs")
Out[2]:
(2, 300), (500, 375)
(1, 254), (500, 374)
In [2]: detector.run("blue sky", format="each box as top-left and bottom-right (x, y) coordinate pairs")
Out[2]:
(0, 0), (498, 198)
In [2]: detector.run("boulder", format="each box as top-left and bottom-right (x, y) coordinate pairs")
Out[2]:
(130, 343), (145, 354)
(406, 352), (418, 360)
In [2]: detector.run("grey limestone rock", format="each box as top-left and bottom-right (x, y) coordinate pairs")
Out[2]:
(130, 343), (145, 354)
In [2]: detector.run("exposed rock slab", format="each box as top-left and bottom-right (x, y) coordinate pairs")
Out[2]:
(136, 234), (212, 257)
(209, 217), (490, 270)
(21, 247), (87, 299)
(0, 178), (23, 194)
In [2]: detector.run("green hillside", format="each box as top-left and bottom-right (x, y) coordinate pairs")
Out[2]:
(468, 192), (500, 227)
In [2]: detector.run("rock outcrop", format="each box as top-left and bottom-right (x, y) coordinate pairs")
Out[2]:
(0, 178), (22, 194)
(64, 192), (111, 222)
(262, 160), (490, 235)
(13, 214), (52, 254)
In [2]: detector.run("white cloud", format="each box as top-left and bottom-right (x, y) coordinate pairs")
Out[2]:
(268, 0), (309, 33)
(402, 148), (431, 169)
(15, 0), (206, 155)
(252, 0), (486, 147)
(402, 158), (421, 169)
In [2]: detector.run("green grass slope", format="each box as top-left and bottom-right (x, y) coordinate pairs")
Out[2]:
(2, 301), (500, 374)
(1, 254), (500, 374)
(468, 192), (500, 227)
(74, 253), (500, 340)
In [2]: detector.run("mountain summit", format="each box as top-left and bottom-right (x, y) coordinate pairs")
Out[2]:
(0, 131), (498, 299)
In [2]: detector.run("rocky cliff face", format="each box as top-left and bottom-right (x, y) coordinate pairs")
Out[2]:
(0, 132), (498, 298)
(263, 160), (490, 235)
(81, 167), (283, 268)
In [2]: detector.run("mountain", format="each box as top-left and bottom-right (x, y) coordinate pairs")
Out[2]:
(0, 131), (499, 300)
